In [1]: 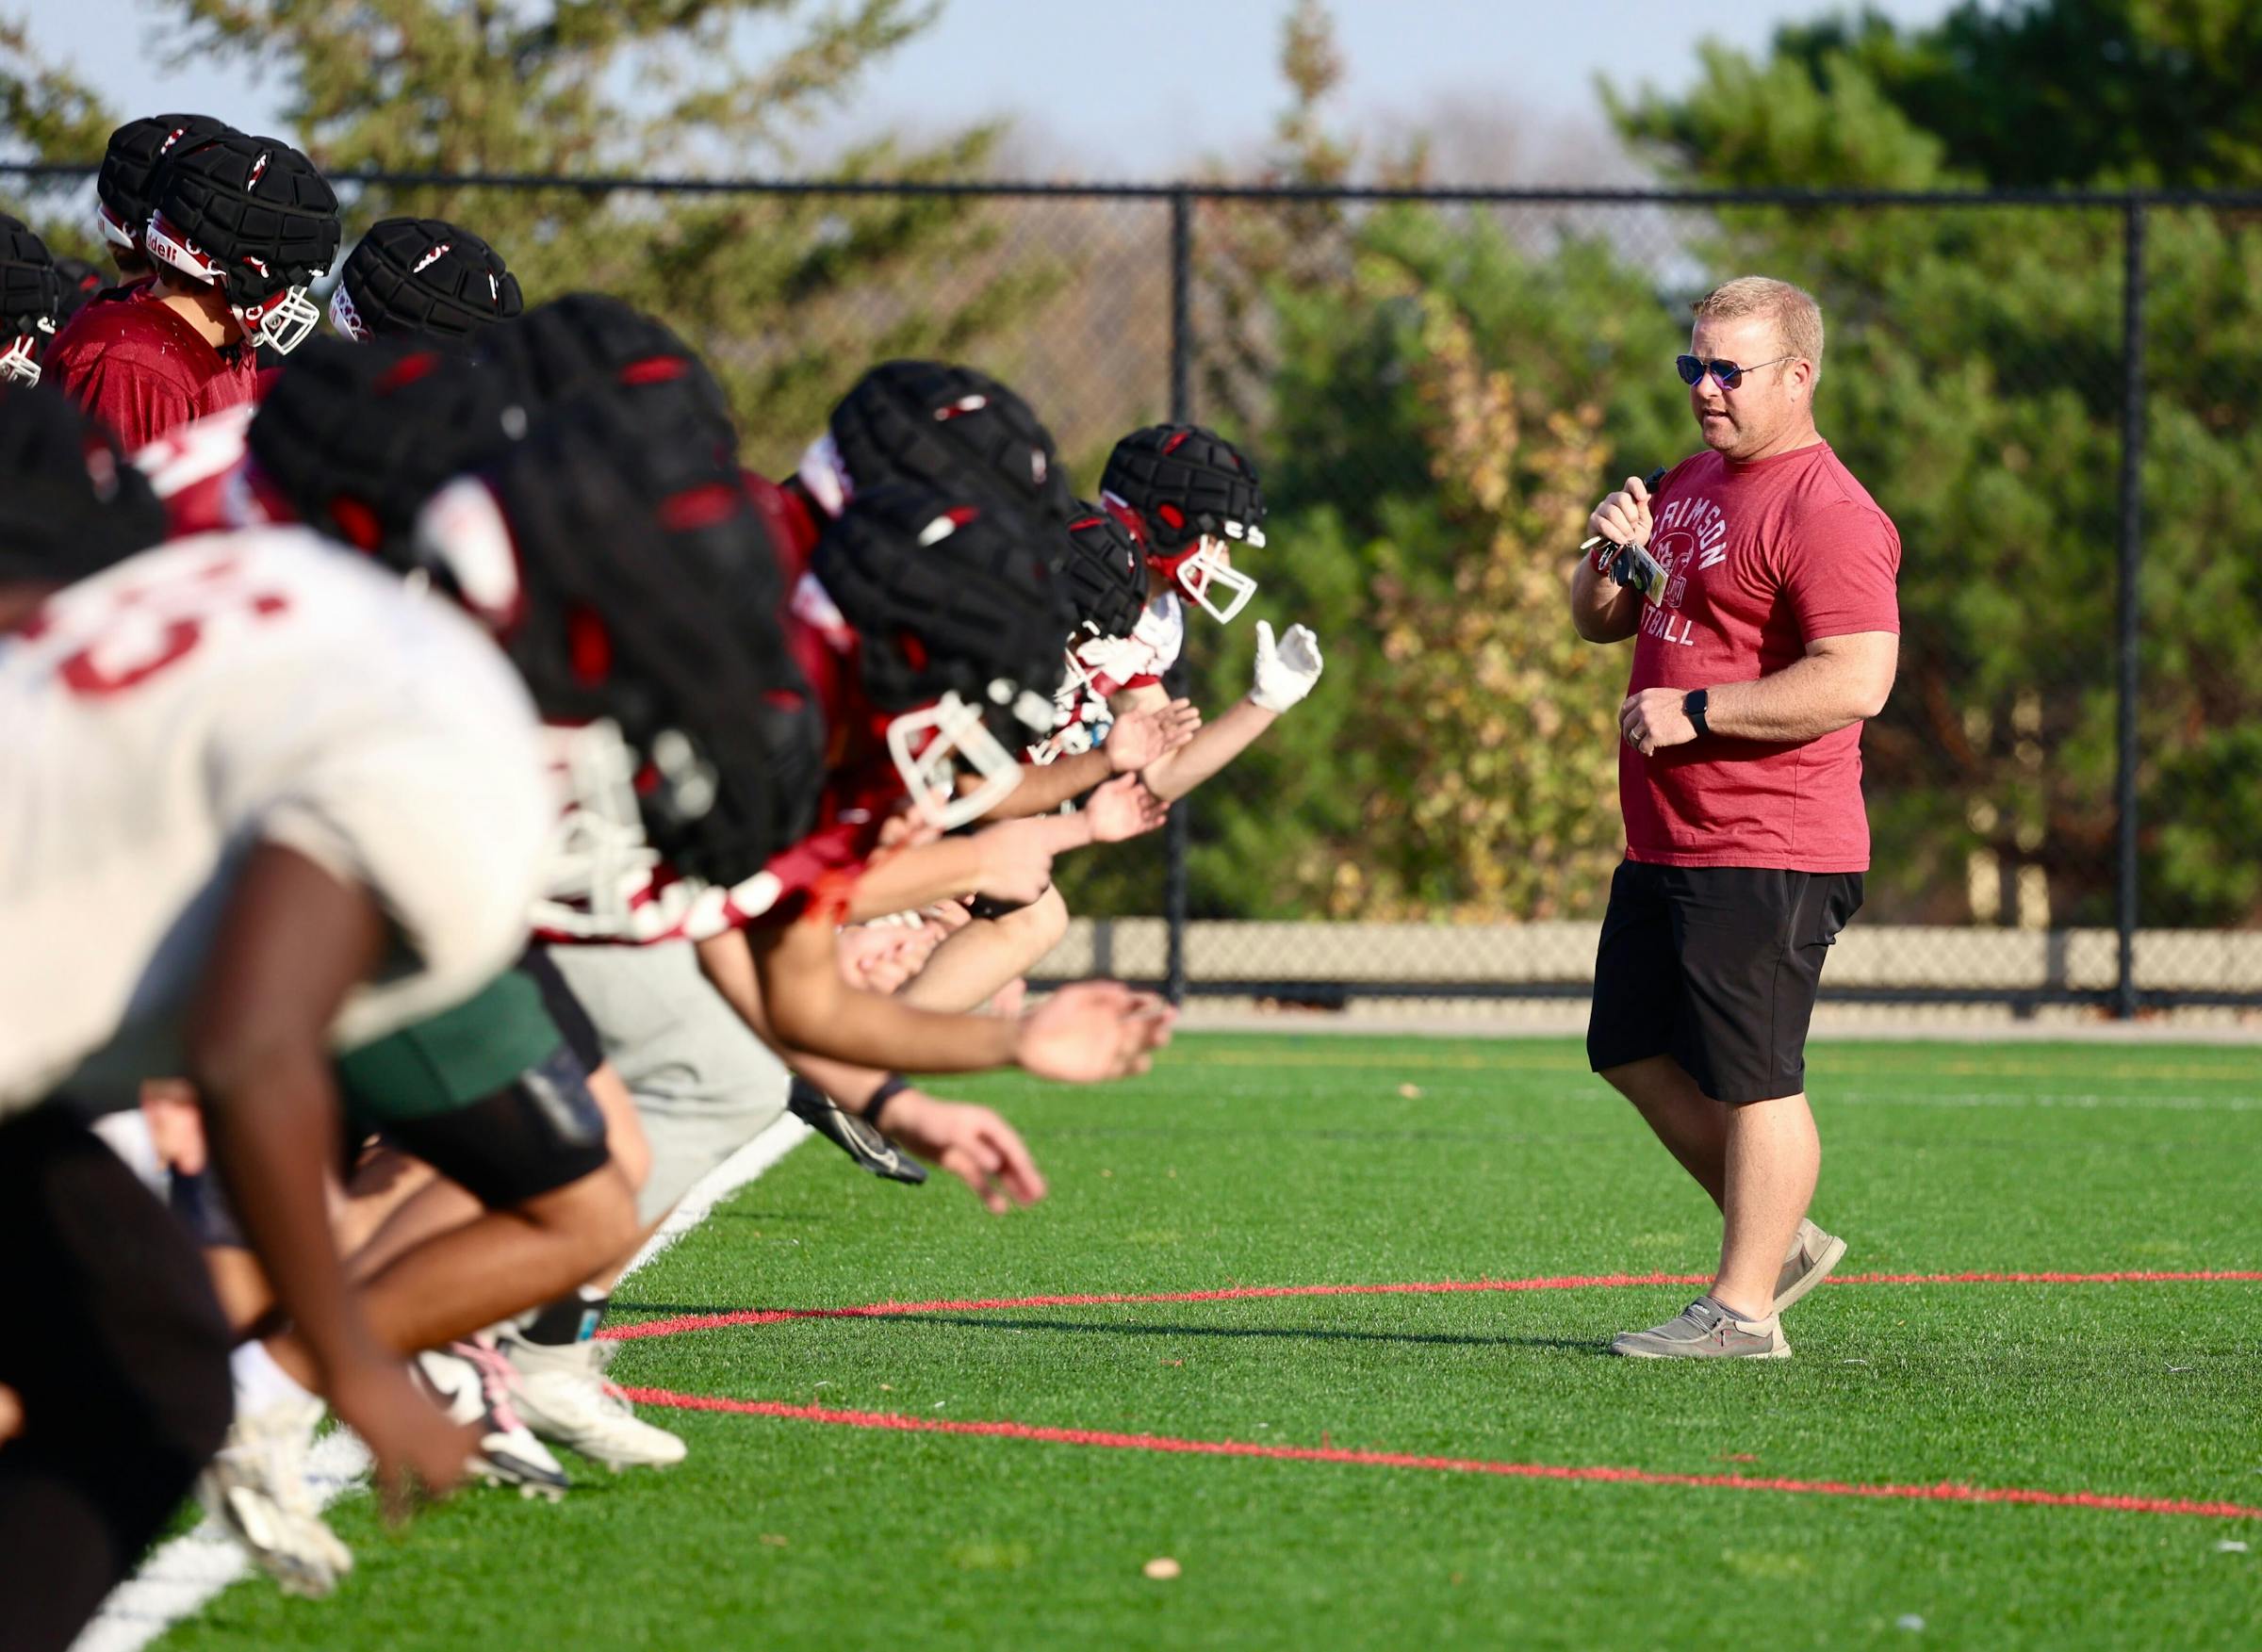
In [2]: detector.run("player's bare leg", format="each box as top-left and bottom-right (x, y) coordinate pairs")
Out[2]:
(343, 1064), (647, 1282)
(259, 1162), (637, 1384)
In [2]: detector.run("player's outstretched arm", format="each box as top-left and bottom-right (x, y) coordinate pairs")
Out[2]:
(184, 841), (475, 1506)
(706, 922), (1174, 1080)
(839, 785), (1166, 921)
(786, 1048), (1048, 1215)
(1134, 622), (1324, 802)
(976, 698), (1203, 820)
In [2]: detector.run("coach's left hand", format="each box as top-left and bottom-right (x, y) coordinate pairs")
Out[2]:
(1619, 688), (1698, 757)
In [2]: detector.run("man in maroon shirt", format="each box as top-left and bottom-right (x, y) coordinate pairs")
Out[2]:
(46, 131), (337, 450)
(1571, 275), (1900, 1361)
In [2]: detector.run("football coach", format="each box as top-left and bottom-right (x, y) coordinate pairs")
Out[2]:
(1569, 275), (1900, 1360)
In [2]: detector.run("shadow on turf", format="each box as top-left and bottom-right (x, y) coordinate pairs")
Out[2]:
(609, 1303), (1599, 1353)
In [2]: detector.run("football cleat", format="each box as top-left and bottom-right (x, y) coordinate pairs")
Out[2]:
(495, 1333), (689, 1470)
(414, 1336), (571, 1499)
(787, 1075), (927, 1185)
(195, 1394), (354, 1598)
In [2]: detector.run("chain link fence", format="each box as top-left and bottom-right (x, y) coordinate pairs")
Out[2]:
(8, 161), (2256, 1018)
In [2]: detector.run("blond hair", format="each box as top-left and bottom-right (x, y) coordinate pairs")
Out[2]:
(1692, 276), (1825, 375)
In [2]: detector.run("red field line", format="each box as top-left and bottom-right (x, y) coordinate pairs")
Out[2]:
(620, 1387), (2262, 1522)
(602, 1268), (2262, 1342)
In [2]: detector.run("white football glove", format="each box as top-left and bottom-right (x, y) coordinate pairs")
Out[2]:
(1249, 620), (1323, 714)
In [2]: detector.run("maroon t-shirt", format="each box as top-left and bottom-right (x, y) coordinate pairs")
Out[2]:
(43, 286), (262, 451)
(1619, 439), (1900, 873)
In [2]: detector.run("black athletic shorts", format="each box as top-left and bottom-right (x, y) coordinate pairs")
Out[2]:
(377, 1043), (612, 1209)
(1585, 860), (1863, 1104)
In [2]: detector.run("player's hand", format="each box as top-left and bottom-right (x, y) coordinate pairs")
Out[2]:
(325, 1356), (480, 1519)
(970, 816), (1060, 906)
(880, 1091), (1047, 1214)
(1013, 980), (1176, 1081)
(1106, 697), (1201, 773)
(874, 804), (945, 856)
(1619, 687), (1698, 757)
(1249, 621), (1323, 713)
(139, 1078), (209, 1175)
(1080, 773), (1170, 843)
(1587, 474), (1653, 559)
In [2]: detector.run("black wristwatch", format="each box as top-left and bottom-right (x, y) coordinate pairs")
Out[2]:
(1682, 688), (1712, 738)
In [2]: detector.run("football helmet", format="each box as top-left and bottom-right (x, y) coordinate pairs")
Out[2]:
(1060, 501), (1148, 641)
(0, 218), (63, 388)
(1099, 423), (1265, 622)
(144, 133), (339, 354)
(331, 218), (523, 348)
(1024, 504), (1146, 765)
(0, 385), (166, 584)
(414, 387), (821, 888)
(53, 256), (106, 323)
(798, 359), (1074, 526)
(475, 292), (735, 446)
(248, 336), (528, 556)
(810, 484), (1072, 828)
(95, 111), (236, 261)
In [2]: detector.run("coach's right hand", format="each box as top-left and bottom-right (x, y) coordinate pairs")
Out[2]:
(1587, 473), (1654, 551)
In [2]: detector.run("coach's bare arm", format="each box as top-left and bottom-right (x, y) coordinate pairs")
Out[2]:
(1618, 630), (1899, 755)
(1569, 474), (1649, 644)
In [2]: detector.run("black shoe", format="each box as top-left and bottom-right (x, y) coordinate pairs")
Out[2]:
(787, 1077), (927, 1184)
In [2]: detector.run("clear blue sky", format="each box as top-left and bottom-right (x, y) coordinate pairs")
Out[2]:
(24, 0), (1963, 178)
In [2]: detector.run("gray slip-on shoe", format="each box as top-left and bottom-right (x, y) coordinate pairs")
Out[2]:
(1774, 1219), (1848, 1315)
(1609, 1296), (1792, 1360)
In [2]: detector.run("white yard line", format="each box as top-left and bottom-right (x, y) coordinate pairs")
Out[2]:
(73, 1116), (811, 1652)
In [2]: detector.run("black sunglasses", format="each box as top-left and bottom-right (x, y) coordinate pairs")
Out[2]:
(1676, 353), (1794, 389)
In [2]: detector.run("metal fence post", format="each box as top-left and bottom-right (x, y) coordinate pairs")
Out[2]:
(1164, 188), (1193, 1005)
(2114, 198), (2146, 1021)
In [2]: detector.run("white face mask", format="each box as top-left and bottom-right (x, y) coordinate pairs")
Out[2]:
(328, 280), (372, 342)
(536, 718), (664, 932)
(410, 478), (526, 630)
(885, 680), (1052, 830)
(1175, 535), (1259, 623)
(0, 332), (44, 387)
(235, 285), (320, 354)
(795, 432), (852, 520)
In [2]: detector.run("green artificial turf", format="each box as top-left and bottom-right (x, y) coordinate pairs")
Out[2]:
(163, 1035), (2262, 1651)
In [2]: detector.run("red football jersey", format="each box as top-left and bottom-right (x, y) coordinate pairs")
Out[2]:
(45, 286), (262, 450)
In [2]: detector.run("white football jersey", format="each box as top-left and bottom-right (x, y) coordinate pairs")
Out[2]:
(0, 528), (550, 1118)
